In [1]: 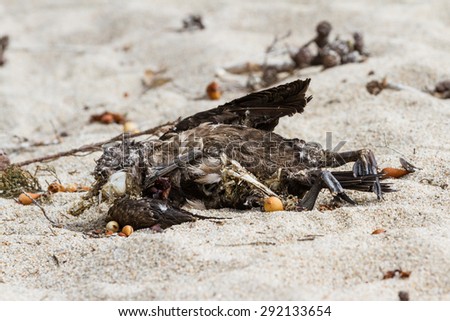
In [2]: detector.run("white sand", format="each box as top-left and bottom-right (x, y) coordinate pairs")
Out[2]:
(0, 0), (449, 300)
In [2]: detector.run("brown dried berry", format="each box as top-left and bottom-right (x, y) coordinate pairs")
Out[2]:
(434, 80), (450, 93)
(122, 225), (134, 237)
(48, 182), (65, 194)
(316, 21), (332, 37)
(353, 32), (365, 54)
(100, 113), (114, 124)
(292, 47), (313, 68)
(322, 50), (341, 68)
(206, 81), (221, 100)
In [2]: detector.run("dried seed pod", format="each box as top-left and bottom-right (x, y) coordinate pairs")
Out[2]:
(353, 32), (365, 54)
(435, 80), (450, 93)
(65, 183), (78, 193)
(206, 81), (221, 100)
(322, 50), (341, 68)
(123, 121), (139, 134)
(316, 21), (332, 37)
(263, 196), (284, 212)
(18, 192), (41, 205)
(371, 228), (386, 235)
(292, 47), (313, 68)
(100, 113), (114, 124)
(315, 21), (332, 48)
(122, 225), (134, 237)
(47, 182), (65, 194)
(106, 220), (120, 233)
(381, 167), (410, 179)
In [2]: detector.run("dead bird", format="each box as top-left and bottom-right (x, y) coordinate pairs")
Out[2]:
(93, 79), (392, 229)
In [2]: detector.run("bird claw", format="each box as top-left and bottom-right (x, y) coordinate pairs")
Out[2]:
(352, 149), (382, 199)
(352, 149), (378, 176)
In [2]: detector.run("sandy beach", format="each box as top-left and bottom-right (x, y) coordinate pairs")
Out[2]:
(0, 0), (449, 300)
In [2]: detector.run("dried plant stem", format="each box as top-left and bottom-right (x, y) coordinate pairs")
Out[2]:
(14, 120), (176, 167)
(21, 191), (55, 225)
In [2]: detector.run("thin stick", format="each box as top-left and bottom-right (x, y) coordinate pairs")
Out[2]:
(13, 120), (176, 167)
(21, 191), (56, 225)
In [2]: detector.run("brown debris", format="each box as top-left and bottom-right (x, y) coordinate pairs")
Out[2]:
(181, 14), (205, 31)
(371, 228), (386, 235)
(223, 22), (367, 90)
(206, 81), (222, 100)
(381, 167), (410, 179)
(381, 158), (420, 179)
(366, 78), (388, 95)
(292, 21), (368, 70)
(318, 203), (340, 211)
(383, 269), (412, 280)
(0, 35), (9, 66)
(431, 80), (450, 99)
(398, 291), (410, 301)
(141, 69), (172, 93)
(90, 111), (126, 125)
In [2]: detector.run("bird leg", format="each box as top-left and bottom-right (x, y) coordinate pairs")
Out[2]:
(299, 170), (356, 210)
(321, 149), (382, 199)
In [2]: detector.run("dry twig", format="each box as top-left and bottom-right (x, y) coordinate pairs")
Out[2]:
(13, 120), (176, 167)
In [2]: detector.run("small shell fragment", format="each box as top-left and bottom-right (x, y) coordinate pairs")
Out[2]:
(106, 220), (120, 233)
(263, 196), (284, 212)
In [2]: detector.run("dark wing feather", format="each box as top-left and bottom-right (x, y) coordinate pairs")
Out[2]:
(162, 79), (312, 137)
